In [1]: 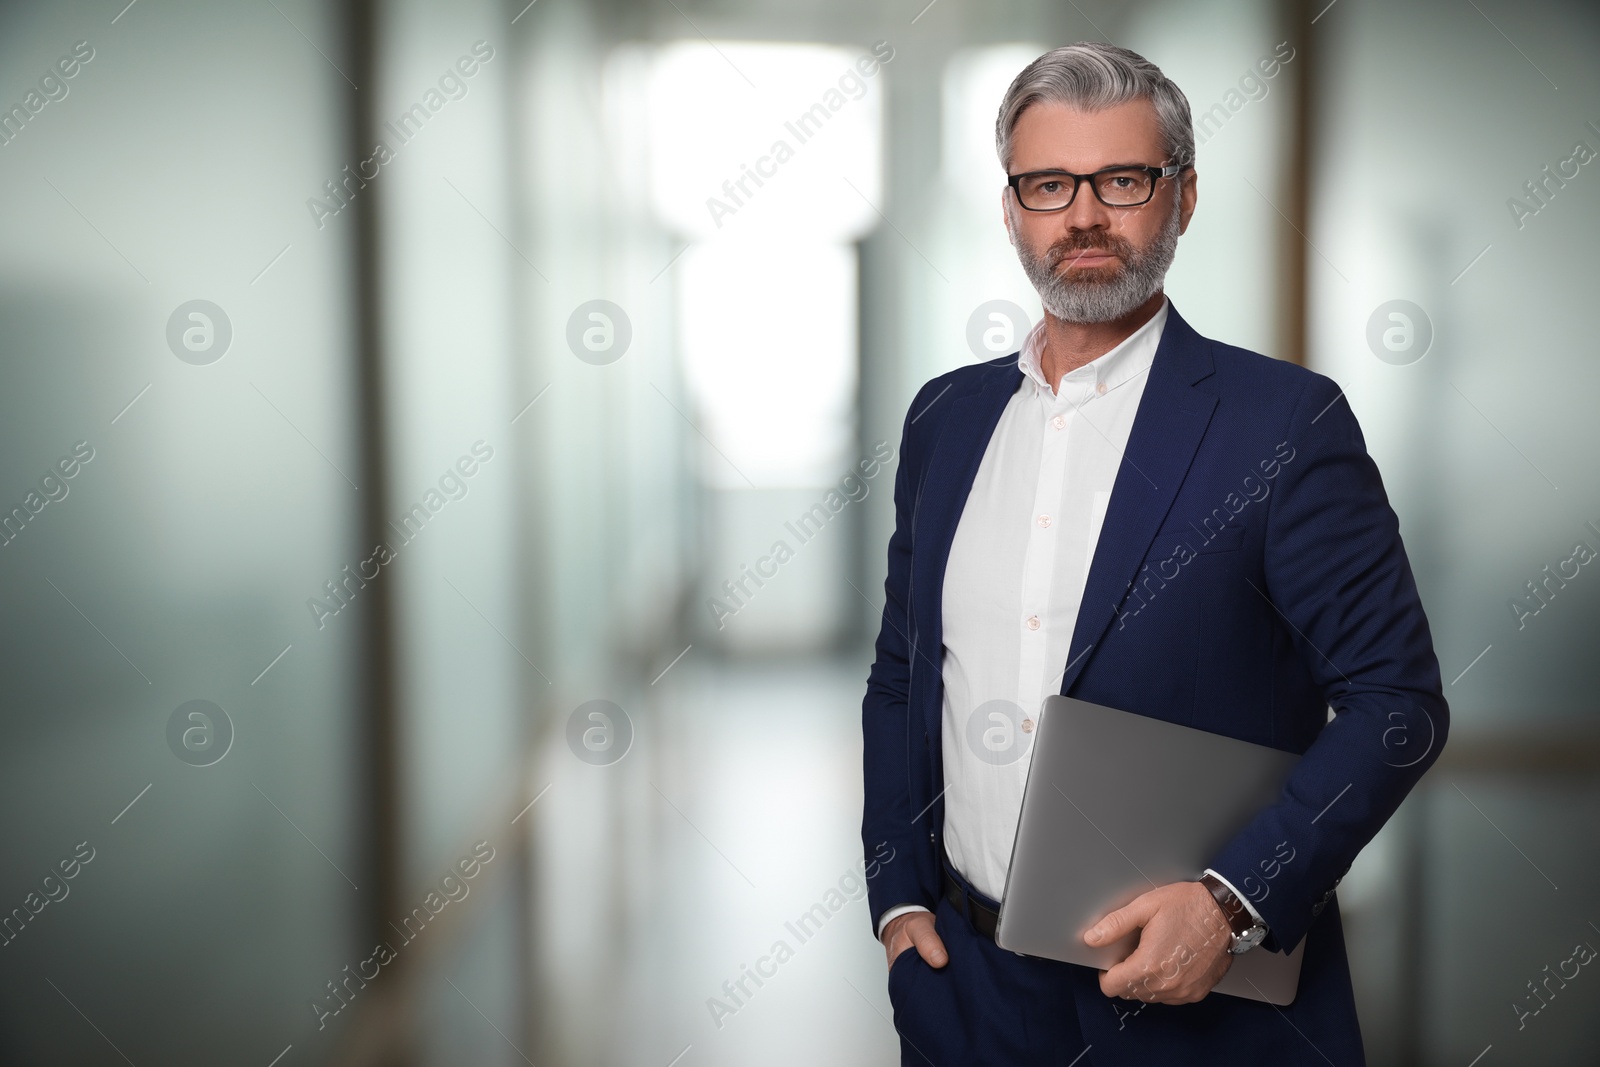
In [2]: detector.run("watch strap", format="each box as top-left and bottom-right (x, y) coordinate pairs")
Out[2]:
(1199, 871), (1255, 940)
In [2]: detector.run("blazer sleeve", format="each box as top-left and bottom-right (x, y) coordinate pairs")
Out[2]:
(1206, 373), (1448, 953)
(861, 380), (940, 935)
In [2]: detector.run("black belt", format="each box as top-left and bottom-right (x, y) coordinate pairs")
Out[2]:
(942, 862), (1000, 941)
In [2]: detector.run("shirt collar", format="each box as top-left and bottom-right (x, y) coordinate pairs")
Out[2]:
(1016, 297), (1169, 398)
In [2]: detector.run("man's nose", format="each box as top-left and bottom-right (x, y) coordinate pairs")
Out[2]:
(1059, 182), (1114, 231)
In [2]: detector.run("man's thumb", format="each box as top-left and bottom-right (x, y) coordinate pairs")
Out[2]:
(1085, 898), (1149, 946)
(915, 924), (949, 968)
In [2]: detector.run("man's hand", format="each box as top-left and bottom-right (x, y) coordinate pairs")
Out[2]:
(1085, 881), (1233, 1005)
(881, 911), (949, 971)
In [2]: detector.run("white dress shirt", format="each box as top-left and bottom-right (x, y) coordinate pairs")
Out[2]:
(939, 300), (1167, 902)
(878, 300), (1268, 940)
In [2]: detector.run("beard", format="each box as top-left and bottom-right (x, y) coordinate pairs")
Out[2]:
(1014, 196), (1182, 324)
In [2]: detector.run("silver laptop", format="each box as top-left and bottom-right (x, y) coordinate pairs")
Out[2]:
(994, 695), (1306, 1005)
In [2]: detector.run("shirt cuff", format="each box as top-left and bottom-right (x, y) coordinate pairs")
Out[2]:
(876, 903), (932, 940)
(1203, 868), (1268, 930)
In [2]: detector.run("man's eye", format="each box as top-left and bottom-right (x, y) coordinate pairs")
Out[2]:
(1038, 181), (1062, 194)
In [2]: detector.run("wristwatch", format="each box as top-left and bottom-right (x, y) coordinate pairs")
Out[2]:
(1198, 871), (1267, 955)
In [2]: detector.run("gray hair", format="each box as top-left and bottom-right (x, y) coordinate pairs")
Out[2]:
(995, 42), (1194, 173)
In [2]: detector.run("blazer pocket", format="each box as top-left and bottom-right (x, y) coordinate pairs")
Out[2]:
(1151, 521), (1245, 556)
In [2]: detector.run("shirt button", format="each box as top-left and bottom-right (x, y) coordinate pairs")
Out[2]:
(1096, 381), (1107, 396)
(1021, 718), (1035, 733)
(1025, 615), (1040, 630)
(1037, 515), (1052, 528)
(1052, 414), (1066, 430)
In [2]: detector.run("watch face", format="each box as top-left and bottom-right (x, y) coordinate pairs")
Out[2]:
(1230, 926), (1266, 954)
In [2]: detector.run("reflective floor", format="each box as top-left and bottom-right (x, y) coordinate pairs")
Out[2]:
(530, 652), (901, 1066)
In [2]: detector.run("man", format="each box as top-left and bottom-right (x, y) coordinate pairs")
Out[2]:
(860, 42), (1446, 1066)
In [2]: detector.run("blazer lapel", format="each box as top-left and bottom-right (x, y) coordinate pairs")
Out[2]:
(1058, 305), (1218, 695)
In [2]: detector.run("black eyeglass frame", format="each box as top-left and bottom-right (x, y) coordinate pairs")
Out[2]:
(1006, 162), (1188, 211)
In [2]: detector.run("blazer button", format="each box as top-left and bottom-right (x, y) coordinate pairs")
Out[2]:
(928, 832), (936, 844)
(1312, 888), (1335, 916)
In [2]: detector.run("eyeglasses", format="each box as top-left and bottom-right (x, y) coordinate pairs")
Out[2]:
(1007, 163), (1186, 211)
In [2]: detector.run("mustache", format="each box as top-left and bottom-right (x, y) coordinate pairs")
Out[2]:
(1045, 232), (1137, 269)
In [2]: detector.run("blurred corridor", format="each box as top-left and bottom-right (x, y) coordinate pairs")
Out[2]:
(2, 0), (1599, 1064)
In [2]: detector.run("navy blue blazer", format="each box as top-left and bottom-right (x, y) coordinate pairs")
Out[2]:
(861, 302), (1447, 1064)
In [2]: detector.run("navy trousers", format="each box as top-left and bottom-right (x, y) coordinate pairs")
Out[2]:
(884, 861), (1366, 1066)
(886, 867), (1090, 1066)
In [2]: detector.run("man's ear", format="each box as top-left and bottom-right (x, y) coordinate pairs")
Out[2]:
(1178, 167), (1198, 235)
(1001, 188), (1016, 245)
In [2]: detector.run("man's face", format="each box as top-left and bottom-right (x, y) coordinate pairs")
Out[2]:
(1002, 98), (1197, 324)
